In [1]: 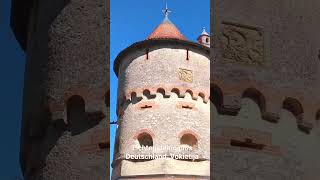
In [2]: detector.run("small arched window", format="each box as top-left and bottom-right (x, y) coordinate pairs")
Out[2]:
(137, 133), (153, 147)
(206, 38), (209, 43)
(67, 95), (87, 135)
(180, 133), (198, 149)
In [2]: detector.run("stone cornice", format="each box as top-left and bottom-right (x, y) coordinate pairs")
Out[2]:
(114, 39), (210, 76)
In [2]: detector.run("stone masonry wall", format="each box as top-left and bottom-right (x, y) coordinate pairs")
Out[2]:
(211, 0), (320, 179)
(211, 98), (320, 180)
(113, 44), (210, 179)
(20, 0), (109, 179)
(211, 0), (320, 124)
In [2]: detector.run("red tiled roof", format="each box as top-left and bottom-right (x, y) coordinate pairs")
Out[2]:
(147, 17), (187, 40)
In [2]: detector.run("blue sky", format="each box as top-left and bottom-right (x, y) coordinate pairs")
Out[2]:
(110, 0), (210, 176)
(0, 0), (25, 179)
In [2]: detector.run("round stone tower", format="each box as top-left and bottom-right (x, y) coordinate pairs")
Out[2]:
(112, 7), (210, 179)
(10, 0), (109, 179)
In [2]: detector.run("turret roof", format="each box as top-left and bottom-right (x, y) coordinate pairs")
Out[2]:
(147, 5), (186, 40)
(200, 27), (209, 36)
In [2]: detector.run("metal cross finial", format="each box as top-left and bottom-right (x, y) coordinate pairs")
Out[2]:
(162, 2), (171, 17)
(202, 27), (206, 32)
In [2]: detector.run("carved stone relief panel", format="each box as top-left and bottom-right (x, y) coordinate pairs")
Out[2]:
(178, 68), (193, 83)
(220, 22), (264, 65)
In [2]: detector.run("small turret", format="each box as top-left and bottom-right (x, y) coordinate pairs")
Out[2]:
(197, 27), (210, 47)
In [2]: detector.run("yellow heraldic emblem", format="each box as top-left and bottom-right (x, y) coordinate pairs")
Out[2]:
(178, 68), (193, 83)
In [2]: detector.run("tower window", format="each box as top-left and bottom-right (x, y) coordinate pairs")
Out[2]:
(206, 38), (209, 43)
(140, 104), (153, 109)
(98, 142), (109, 149)
(186, 49), (189, 60)
(67, 95), (87, 135)
(146, 49), (149, 60)
(230, 138), (265, 150)
(182, 105), (193, 109)
(137, 101), (156, 110)
(180, 133), (198, 149)
(137, 133), (153, 147)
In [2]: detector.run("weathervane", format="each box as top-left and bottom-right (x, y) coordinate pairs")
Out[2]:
(162, 2), (171, 17)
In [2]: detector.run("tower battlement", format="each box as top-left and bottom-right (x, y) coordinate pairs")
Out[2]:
(211, 82), (318, 134)
(123, 86), (210, 103)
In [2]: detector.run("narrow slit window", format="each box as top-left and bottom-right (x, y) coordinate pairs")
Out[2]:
(98, 142), (109, 149)
(146, 49), (149, 60)
(186, 49), (189, 60)
(182, 105), (193, 109)
(141, 105), (152, 109)
(230, 138), (265, 150)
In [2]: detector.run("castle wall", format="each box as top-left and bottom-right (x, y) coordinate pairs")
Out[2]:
(211, 0), (320, 179)
(19, 0), (109, 179)
(212, 0), (320, 122)
(212, 98), (320, 179)
(113, 44), (210, 179)
(117, 47), (209, 98)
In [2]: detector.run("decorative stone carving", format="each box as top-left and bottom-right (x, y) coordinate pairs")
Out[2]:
(178, 68), (193, 83)
(220, 22), (264, 65)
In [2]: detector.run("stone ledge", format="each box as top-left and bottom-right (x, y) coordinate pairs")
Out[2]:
(113, 158), (209, 179)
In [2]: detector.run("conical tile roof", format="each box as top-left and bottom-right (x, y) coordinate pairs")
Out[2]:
(147, 16), (186, 40)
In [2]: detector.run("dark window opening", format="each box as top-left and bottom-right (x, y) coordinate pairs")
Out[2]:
(98, 142), (109, 149)
(186, 49), (189, 60)
(137, 133), (153, 147)
(316, 110), (320, 121)
(67, 95), (87, 135)
(67, 95), (100, 135)
(146, 49), (149, 60)
(180, 134), (198, 149)
(230, 138), (265, 150)
(141, 105), (153, 109)
(182, 105), (193, 109)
